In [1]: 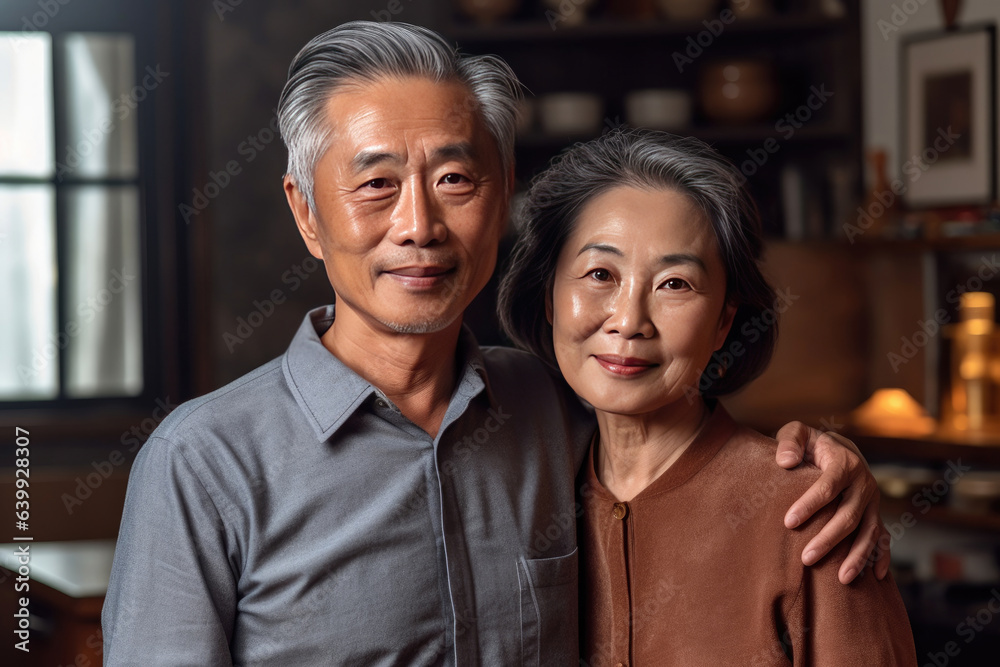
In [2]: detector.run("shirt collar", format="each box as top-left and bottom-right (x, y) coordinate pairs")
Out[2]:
(282, 305), (497, 442)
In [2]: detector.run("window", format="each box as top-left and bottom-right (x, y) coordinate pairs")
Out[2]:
(0, 30), (145, 402)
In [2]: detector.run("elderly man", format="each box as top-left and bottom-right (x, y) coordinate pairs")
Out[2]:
(102, 21), (887, 665)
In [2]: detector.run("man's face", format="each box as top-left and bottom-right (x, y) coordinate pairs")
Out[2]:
(285, 76), (509, 335)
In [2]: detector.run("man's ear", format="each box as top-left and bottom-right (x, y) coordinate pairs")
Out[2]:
(714, 300), (738, 351)
(284, 174), (324, 260)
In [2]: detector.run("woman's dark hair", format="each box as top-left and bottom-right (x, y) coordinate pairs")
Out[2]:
(497, 127), (777, 397)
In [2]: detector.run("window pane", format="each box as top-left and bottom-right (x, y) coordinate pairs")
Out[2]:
(61, 34), (137, 180)
(0, 186), (58, 399)
(0, 33), (54, 177)
(64, 186), (142, 397)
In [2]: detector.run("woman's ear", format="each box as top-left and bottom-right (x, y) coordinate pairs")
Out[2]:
(714, 300), (738, 351)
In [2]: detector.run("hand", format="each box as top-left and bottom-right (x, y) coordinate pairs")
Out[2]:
(774, 421), (889, 585)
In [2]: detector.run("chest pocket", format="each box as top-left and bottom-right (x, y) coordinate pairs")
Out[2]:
(517, 549), (579, 666)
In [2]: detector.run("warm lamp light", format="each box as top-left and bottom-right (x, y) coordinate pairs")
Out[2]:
(850, 388), (935, 436)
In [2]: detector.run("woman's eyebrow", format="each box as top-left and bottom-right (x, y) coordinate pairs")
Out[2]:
(659, 253), (706, 271)
(578, 242), (622, 257)
(577, 244), (707, 272)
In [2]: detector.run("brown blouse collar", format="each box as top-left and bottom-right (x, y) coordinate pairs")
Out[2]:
(584, 401), (740, 503)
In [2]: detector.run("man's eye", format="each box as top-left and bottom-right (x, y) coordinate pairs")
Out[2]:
(365, 178), (390, 189)
(440, 173), (467, 185)
(588, 269), (611, 282)
(664, 278), (690, 290)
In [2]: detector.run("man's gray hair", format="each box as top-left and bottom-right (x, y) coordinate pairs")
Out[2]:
(278, 21), (522, 211)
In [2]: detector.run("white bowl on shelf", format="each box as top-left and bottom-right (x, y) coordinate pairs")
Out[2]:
(539, 93), (604, 136)
(625, 89), (692, 130)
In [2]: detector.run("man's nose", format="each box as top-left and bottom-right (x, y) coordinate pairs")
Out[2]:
(603, 281), (655, 339)
(387, 180), (447, 246)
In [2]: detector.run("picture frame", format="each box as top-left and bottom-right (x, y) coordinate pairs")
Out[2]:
(901, 25), (996, 208)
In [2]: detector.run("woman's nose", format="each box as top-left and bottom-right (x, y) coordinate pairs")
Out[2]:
(602, 283), (655, 339)
(387, 181), (447, 246)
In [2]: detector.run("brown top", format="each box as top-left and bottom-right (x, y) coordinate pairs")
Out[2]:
(579, 404), (917, 666)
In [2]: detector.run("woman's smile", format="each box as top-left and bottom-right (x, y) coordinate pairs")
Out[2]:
(592, 354), (659, 376)
(550, 185), (735, 418)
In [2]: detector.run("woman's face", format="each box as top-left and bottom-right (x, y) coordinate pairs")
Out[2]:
(549, 185), (736, 416)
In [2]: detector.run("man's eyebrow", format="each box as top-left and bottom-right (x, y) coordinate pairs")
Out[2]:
(350, 143), (477, 173)
(350, 150), (402, 173)
(431, 142), (476, 163)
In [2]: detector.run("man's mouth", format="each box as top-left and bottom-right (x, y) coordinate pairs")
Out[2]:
(383, 265), (456, 288)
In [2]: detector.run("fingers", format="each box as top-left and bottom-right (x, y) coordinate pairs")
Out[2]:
(837, 500), (884, 584)
(823, 430), (864, 458)
(784, 458), (850, 529)
(799, 489), (860, 566)
(785, 429), (863, 527)
(873, 514), (892, 580)
(816, 432), (889, 580)
(774, 421), (811, 468)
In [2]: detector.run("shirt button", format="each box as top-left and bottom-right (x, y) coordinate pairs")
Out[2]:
(375, 398), (388, 408)
(612, 502), (628, 520)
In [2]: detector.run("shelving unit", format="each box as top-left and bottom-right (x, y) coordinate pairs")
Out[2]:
(850, 430), (1000, 534)
(881, 497), (1000, 533)
(445, 12), (850, 43)
(854, 431), (1000, 467)
(439, 0), (863, 238)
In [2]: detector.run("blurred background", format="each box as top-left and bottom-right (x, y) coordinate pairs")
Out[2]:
(1, 0), (1000, 664)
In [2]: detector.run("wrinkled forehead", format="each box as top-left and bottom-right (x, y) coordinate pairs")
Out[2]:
(322, 75), (491, 149)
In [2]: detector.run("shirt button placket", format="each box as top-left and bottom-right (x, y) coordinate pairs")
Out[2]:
(613, 502), (630, 667)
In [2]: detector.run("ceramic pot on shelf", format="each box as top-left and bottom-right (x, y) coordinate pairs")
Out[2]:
(698, 59), (777, 124)
(542, 0), (596, 26)
(729, 0), (772, 19)
(656, 0), (717, 21)
(457, 0), (520, 24)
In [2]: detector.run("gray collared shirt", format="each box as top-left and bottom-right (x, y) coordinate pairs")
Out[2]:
(102, 306), (594, 666)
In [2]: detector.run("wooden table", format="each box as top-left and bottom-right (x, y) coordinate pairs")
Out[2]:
(0, 540), (115, 667)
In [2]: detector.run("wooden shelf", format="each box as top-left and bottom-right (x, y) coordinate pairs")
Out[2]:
(851, 431), (1000, 468)
(850, 233), (1000, 252)
(445, 1), (863, 242)
(515, 124), (851, 150)
(447, 13), (849, 44)
(881, 497), (1000, 532)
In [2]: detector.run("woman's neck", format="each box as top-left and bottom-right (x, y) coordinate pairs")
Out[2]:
(595, 399), (710, 502)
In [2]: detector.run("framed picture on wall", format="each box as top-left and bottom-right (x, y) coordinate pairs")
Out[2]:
(901, 25), (996, 208)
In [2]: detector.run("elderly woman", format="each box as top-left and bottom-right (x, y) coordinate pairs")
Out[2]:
(499, 129), (917, 665)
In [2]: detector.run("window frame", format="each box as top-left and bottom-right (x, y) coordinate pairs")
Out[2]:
(0, 0), (182, 441)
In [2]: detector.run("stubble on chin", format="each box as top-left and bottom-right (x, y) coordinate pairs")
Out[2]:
(381, 311), (462, 335)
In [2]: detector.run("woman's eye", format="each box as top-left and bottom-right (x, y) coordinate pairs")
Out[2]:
(663, 278), (690, 290)
(365, 178), (391, 189)
(589, 269), (612, 282)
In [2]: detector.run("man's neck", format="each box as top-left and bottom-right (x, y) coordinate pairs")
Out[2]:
(321, 306), (462, 438)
